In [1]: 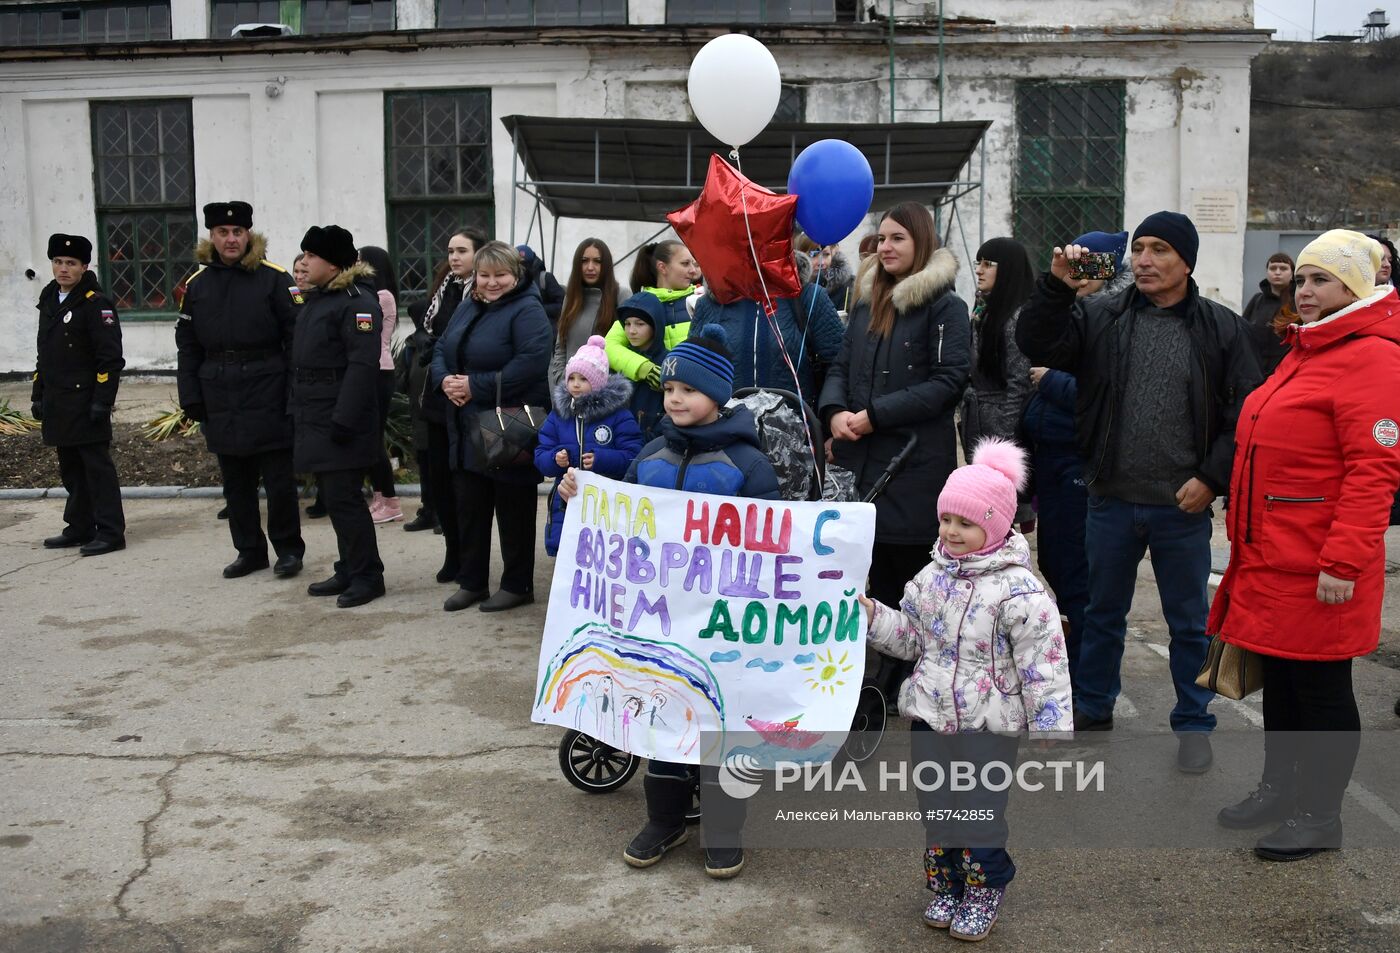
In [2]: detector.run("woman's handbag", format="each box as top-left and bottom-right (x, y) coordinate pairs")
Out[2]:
(1194, 636), (1264, 700)
(470, 374), (545, 471)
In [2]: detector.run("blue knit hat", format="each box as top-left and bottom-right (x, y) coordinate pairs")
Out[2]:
(1071, 230), (1129, 263)
(660, 325), (734, 405)
(1132, 211), (1199, 272)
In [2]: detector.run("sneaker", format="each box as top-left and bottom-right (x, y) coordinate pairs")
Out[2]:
(950, 885), (1005, 941)
(923, 891), (961, 929)
(373, 495), (403, 524)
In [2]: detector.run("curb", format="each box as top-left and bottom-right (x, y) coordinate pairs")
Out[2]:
(1, 484), (426, 500)
(1, 482), (554, 500)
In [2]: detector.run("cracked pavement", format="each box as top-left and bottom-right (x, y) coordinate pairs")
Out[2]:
(2, 497), (1399, 953)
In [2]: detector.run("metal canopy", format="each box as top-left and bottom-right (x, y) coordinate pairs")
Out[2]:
(502, 115), (989, 224)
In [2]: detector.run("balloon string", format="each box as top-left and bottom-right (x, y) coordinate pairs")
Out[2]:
(736, 179), (823, 493)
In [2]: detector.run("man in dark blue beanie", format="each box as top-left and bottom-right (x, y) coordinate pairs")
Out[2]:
(1015, 213), (1262, 777)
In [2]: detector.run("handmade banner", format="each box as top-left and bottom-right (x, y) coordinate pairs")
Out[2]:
(533, 472), (876, 767)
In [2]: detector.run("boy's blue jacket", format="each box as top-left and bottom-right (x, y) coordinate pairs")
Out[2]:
(536, 373), (644, 555)
(626, 405), (781, 500)
(1020, 368), (1078, 454)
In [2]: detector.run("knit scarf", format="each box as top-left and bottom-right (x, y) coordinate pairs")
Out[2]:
(424, 274), (469, 337)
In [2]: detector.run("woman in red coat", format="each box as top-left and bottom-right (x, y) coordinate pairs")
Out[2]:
(1208, 229), (1400, 861)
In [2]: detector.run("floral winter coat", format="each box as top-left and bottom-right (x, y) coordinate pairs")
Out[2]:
(867, 533), (1072, 734)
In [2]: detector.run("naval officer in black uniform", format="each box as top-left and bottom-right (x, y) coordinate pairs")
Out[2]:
(176, 201), (305, 579)
(291, 225), (386, 608)
(31, 233), (126, 556)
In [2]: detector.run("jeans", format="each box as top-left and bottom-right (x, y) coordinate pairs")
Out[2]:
(1076, 494), (1216, 732)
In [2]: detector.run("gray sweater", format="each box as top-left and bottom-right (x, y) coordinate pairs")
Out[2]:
(548, 285), (630, 389)
(1092, 305), (1198, 505)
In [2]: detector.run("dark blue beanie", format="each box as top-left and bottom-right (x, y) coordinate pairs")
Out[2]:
(661, 325), (734, 406)
(1132, 212), (1198, 272)
(1072, 230), (1129, 263)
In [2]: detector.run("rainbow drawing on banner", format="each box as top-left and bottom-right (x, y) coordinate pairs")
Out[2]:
(535, 622), (726, 760)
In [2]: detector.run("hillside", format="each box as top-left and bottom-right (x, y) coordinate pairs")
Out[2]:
(1249, 37), (1400, 229)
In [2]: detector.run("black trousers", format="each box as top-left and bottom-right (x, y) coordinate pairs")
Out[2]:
(317, 468), (384, 586)
(452, 469), (537, 594)
(426, 420), (460, 574)
(1260, 655), (1360, 816)
(218, 449), (304, 559)
(868, 540), (934, 607)
(414, 449), (435, 516)
(368, 370), (398, 497)
(56, 442), (124, 543)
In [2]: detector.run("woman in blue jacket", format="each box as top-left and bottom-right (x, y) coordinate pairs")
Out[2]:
(431, 241), (552, 614)
(534, 336), (643, 556)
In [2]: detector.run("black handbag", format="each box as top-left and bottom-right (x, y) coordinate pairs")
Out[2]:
(470, 373), (545, 471)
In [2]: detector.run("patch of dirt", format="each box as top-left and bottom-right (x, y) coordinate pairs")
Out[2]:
(0, 423), (222, 489)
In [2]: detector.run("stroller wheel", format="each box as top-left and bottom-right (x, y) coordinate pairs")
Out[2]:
(558, 729), (640, 793)
(841, 684), (888, 763)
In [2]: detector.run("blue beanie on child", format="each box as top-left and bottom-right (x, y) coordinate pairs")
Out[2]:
(660, 325), (734, 405)
(1071, 230), (1129, 263)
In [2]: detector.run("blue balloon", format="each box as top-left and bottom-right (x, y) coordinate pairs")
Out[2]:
(787, 139), (875, 246)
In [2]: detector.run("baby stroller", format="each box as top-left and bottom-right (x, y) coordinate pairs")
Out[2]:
(556, 390), (914, 791)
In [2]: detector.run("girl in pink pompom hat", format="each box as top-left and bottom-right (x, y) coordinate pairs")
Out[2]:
(858, 437), (1072, 941)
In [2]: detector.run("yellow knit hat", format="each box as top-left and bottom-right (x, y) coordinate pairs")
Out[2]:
(1296, 229), (1383, 302)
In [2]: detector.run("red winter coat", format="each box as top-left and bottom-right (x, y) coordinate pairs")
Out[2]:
(1208, 287), (1400, 660)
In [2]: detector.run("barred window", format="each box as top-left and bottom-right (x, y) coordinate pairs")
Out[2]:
(665, 0), (834, 24)
(386, 89), (494, 302)
(0, 2), (171, 46)
(303, 0), (394, 32)
(774, 84), (805, 122)
(437, 0), (627, 27)
(209, 0), (282, 37)
(1013, 82), (1126, 269)
(91, 100), (196, 314)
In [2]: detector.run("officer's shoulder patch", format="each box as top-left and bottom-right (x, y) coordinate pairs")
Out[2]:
(100, 309), (116, 326)
(261, 260), (287, 274)
(288, 286), (305, 305)
(355, 313), (373, 332)
(85, 290), (96, 299)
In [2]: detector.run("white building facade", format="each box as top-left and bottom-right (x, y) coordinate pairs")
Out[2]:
(0, 0), (1267, 372)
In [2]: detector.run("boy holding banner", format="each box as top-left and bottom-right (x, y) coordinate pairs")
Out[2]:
(558, 323), (778, 879)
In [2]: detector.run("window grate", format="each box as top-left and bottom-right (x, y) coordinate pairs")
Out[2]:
(91, 100), (195, 315)
(437, 0), (627, 27)
(385, 89), (494, 302)
(665, 0), (834, 24)
(1013, 81), (1126, 269)
(0, 2), (171, 46)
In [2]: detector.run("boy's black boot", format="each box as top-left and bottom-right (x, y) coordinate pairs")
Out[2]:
(700, 779), (748, 879)
(623, 774), (690, 868)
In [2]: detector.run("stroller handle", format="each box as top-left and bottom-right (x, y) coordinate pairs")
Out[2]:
(862, 431), (919, 504)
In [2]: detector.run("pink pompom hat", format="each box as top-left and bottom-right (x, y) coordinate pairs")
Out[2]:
(937, 437), (1028, 548)
(565, 335), (611, 392)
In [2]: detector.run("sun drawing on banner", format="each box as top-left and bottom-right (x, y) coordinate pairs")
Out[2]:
(802, 649), (853, 695)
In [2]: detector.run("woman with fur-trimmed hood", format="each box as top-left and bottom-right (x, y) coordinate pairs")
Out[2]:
(818, 202), (972, 609)
(534, 336), (644, 556)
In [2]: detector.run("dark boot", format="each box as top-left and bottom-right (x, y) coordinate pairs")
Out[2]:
(307, 574), (350, 597)
(700, 778), (748, 879)
(1254, 812), (1342, 862)
(404, 507), (437, 532)
(1218, 781), (1293, 829)
(623, 774), (690, 868)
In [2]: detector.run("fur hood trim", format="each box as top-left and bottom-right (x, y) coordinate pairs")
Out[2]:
(818, 253), (854, 290)
(195, 231), (269, 272)
(854, 247), (959, 312)
(325, 260), (376, 293)
(551, 373), (633, 419)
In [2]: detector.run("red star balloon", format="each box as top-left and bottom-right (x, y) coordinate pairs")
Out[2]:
(667, 154), (801, 309)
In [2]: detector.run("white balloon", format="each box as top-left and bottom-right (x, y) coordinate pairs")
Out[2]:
(687, 33), (781, 150)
